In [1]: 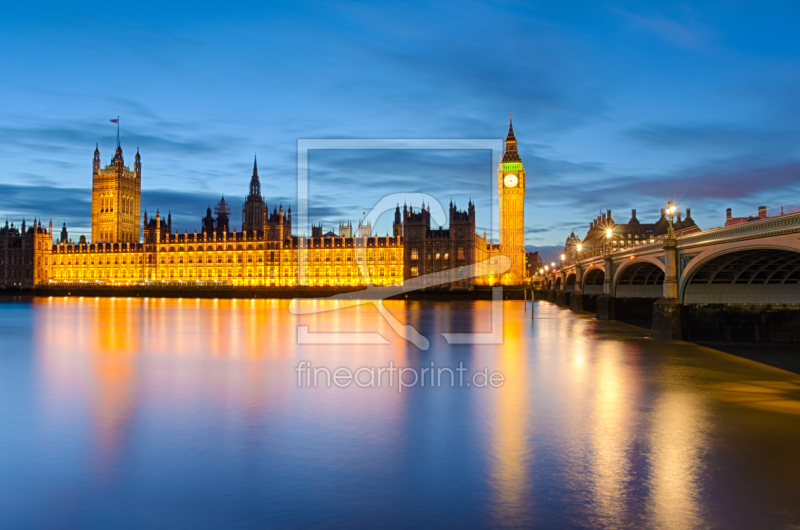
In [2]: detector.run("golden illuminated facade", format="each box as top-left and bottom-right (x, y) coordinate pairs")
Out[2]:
(27, 119), (529, 288)
(50, 227), (404, 287)
(497, 117), (526, 284)
(91, 142), (141, 244)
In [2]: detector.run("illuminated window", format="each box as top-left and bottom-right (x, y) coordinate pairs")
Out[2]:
(411, 266), (418, 277)
(411, 248), (419, 260)
(457, 247), (464, 260)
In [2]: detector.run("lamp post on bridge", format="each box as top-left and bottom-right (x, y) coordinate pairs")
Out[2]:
(666, 200), (677, 239)
(596, 225), (616, 320)
(652, 199), (683, 340)
(603, 227), (614, 297)
(663, 200), (678, 299)
(571, 241), (584, 311)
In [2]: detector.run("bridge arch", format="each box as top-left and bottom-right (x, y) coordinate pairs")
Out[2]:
(613, 259), (665, 298)
(565, 272), (576, 292)
(554, 276), (562, 290)
(582, 267), (605, 295)
(681, 246), (800, 304)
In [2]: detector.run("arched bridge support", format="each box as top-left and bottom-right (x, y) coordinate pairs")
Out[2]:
(652, 236), (683, 340)
(569, 266), (584, 312)
(596, 254), (617, 320)
(555, 271), (570, 307)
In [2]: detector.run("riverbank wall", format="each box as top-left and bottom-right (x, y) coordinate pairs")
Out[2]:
(540, 288), (800, 343)
(0, 285), (533, 301)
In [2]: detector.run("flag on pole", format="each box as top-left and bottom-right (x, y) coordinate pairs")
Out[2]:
(110, 116), (120, 145)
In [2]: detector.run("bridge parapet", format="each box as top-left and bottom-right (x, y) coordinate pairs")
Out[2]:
(677, 211), (800, 250)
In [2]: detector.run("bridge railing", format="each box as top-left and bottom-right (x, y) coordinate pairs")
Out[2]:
(678, 208), (800, 247)
(551, 205), (800, 279)
(559, 227), (697, 269)
(740, 203), (800, 221)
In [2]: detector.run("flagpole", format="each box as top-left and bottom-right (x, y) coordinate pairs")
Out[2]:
(117, 116), (120, 145)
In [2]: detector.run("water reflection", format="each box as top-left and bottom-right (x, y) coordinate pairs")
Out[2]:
(0, 298), (797, 528)
(488, 309), (532, 527)
(647, 391), (707, 529)
(589, 343), (640, 528)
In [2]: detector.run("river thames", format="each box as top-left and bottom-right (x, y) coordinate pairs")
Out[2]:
(1, 297), (799, 528)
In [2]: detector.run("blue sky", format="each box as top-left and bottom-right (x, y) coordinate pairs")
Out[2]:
(2, 1), (800, 257)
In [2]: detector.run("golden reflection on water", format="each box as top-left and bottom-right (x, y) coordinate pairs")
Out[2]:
(647, 390), (707, 529)
(488, 307), (532, 527)
(19, 298), (800, 527)
(589, 341), (640, 527)
(712, 380), (800, 415)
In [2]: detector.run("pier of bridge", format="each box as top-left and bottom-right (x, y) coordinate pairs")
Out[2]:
(539, 208), (800, 341)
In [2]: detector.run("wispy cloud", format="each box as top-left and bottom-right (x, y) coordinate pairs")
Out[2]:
(613, 7), (715, 50)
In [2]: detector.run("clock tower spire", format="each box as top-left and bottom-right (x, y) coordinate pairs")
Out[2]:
(498, 115), (526, 284)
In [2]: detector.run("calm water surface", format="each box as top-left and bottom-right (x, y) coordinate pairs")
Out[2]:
(1, 297), (800, 529)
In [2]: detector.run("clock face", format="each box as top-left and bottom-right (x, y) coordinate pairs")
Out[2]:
(504, 174), (518, 188)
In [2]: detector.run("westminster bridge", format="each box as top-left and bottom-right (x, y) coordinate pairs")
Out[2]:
(539, 208), (800, 341)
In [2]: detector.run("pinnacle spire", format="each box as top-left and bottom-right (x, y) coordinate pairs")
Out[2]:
(249, 154), (261, 197)
(505, 113), (516, 143)
(502, 115), (521, 163)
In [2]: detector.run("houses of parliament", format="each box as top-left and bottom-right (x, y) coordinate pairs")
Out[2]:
(1, 120), (528, 288)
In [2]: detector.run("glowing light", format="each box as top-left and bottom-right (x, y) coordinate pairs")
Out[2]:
(560, 254), (565, 261)
(606, 229), (612, 238)
(577, 244), (582, 251)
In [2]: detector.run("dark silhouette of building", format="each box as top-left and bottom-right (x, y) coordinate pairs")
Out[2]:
(242, 156), (266, 234)
(1, 218), (53, 287)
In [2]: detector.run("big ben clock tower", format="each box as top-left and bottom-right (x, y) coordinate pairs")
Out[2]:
(498, 116), (526, 284)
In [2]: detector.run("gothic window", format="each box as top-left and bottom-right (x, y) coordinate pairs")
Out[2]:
(411, 248), (419, 260)
(457, 247), (464, 260)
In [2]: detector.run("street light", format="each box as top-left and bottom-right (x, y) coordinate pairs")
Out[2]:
(560, 254), (565, 261)
(666, 200), (677, 238)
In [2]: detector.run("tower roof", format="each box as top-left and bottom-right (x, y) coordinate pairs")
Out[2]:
(248, 154), (261, 197)
(502, 115), (521, 163)
(505, 115), (517, 143)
